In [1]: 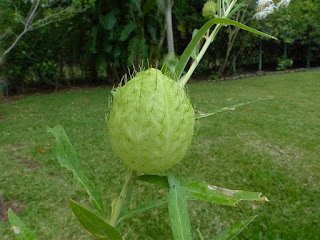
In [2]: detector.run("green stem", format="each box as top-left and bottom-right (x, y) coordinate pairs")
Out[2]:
(180, 0), (238, 87)
(109, 170), (135, 227)
(180, 24), (221, 87)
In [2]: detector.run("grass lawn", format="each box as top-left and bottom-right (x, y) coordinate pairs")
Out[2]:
(0, 70), (319, 240)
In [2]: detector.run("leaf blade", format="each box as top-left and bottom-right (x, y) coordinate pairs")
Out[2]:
(136, 174), (169, 188)
(8, 208), (36, 240)
(195, 98), (273, 120)
(191, 29), (200, 60)
(47, 125), (104, 213)
(168, 174), (192, 240)
(120, 22), (137, 41)
(197, 229), (205, 240)
(212, 216), (257, 240)
(117, 199), (166, 224)
(181, 180), (268, 206)
(70, 199), (122, 240)
(137, 175), (268, 206)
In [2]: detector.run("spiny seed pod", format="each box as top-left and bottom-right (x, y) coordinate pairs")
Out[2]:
(203, 0), (217, 19)
(108, 68), (195, 174)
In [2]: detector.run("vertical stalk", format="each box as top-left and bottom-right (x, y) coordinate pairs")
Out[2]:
(180, 24), (221, 87)
(232, 50), (236, 73)
(284, 42), (287, 58)
(306, 42), (311, 69)
(222, 0), (225, 16)
(109, 170), (135, 227)
(217, 0), (222, 17)
(166, 0), (175, 55)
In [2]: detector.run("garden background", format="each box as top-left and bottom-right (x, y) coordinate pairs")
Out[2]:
(1, 0), (320, 239)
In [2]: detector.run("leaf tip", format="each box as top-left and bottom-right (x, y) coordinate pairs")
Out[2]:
(8, 207), (13, 214)
(46, 126), (53, 133)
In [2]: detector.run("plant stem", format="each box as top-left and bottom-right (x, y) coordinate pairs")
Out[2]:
(180, 24), (221, 87)
(109, 170), (135, 227)
(180, 0), (238, 87)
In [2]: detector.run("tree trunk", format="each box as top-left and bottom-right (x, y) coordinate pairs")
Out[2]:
(218, 26), (239, 77)
(232, 51), (236, 74)
(306, 42), (311, 68)
(258, 37), (263, 71)
(165, 0), (175, 55)
(217, 4), (249, 77)
(89, 56), (98, 83)
(284, 42), (287, 58)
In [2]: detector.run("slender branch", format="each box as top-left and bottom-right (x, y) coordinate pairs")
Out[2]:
(0, 28), (27, 63)
(0, 32), (8, 40)
(14, 5), (25, 25)
(0, 0), (40, 62)
(0, 1), (84, 63)
(225, 0), (237, 15)
(25, 0), (40, 28)
(30, 8), (84, 30)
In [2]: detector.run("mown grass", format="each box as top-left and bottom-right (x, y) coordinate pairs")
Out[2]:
(0, 70), (319, 240)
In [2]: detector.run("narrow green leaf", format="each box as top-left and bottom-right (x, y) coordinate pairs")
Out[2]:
(118, 187), (133, 224)
(181, 180), (268, 206)
(212, 216), (257, 240)
(117, 199), (166, 224)
(70, 199), (122, 240)
(197, 229), (205, 240)
(168, 174), (192, 240)
(131, 0), (143, 16)
(195, 98), (273, 120)
(120, 22), (137, 41)
(100, 9), (119, 30)
(161, 62), (170, 75)
(47, 125), (104, 213)
(227, 2), (245, 19)
(191, 29), (200, 60)
(223, 19), (276, 39)
(138, 175), (268, 206)
(175, 18), (276, 81)
(136, 174), (169, 188)
(8, 208), (36, 240)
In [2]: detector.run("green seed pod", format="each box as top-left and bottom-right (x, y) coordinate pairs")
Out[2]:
(108, 68), (195, 174)
(203, 0), (217, 19)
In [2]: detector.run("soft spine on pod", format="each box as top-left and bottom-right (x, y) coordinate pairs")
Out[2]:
(107, 68), (195, 174)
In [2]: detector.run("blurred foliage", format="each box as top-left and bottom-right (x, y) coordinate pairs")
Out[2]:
(0, 0), (320, 94)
